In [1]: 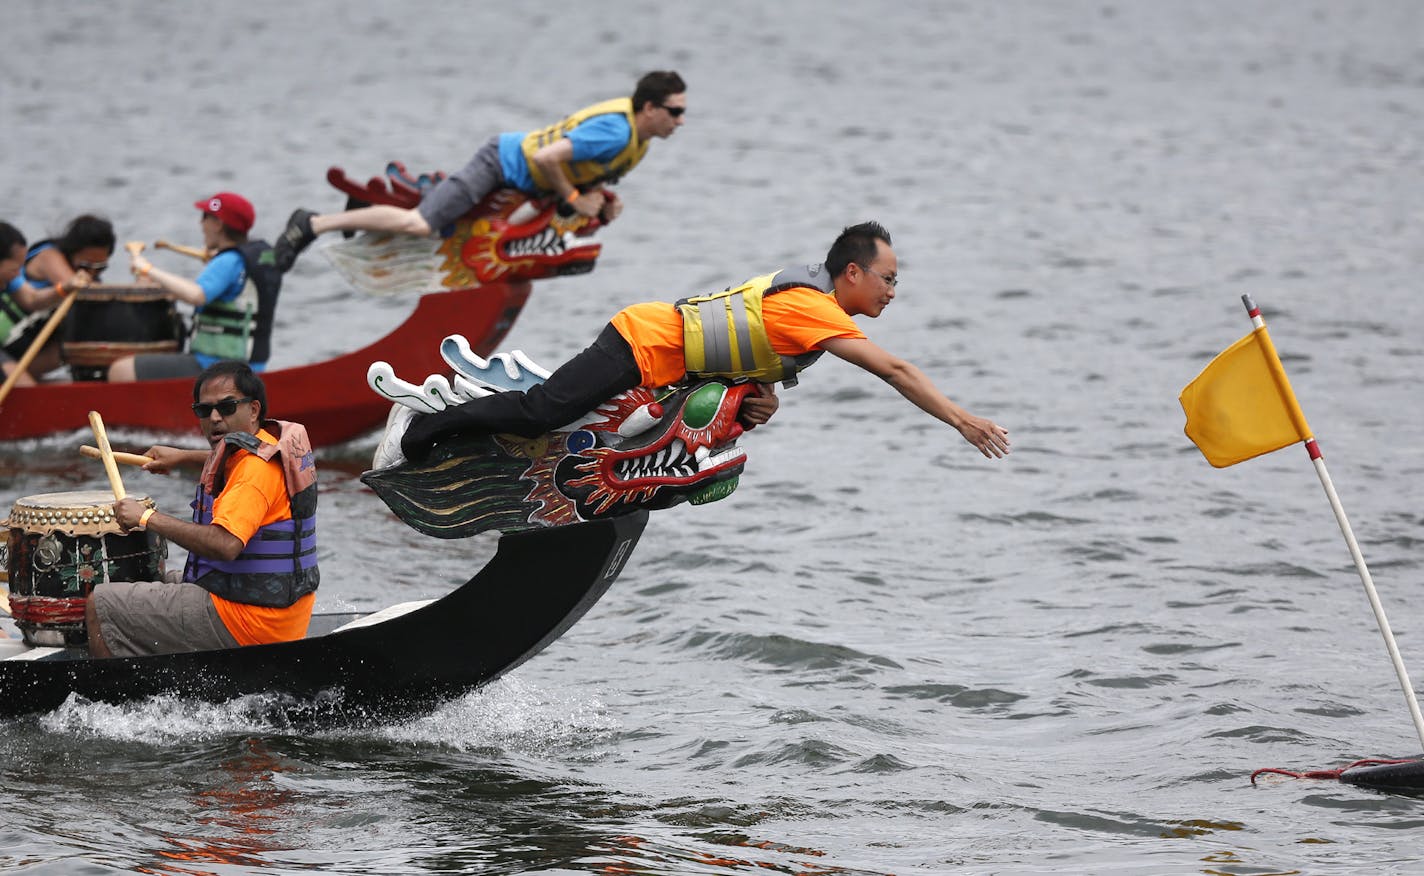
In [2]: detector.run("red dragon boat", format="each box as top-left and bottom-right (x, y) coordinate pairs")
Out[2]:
(0, 282), (530, 447)
(0, 161), (609, 447)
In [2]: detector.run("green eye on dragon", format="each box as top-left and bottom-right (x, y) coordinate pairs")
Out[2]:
(680, 383), (729, 430)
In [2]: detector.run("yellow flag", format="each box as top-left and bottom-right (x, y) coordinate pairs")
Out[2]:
(1179, 327), (1312, 467)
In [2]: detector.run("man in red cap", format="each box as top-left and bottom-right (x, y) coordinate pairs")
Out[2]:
(109, 192), (284, 382)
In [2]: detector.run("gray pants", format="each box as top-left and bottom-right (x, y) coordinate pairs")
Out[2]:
(132, 352), (204, 382)
(91, 576), (239, 657)
(416, 136), (510, 231)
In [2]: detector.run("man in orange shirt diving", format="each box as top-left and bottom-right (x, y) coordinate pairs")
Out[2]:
(87, 360), (320, 658)
(394, 221), (1010, 465)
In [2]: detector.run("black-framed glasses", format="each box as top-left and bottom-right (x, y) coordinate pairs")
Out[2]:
(860, 264), (898, 288)
(74, 260), (109, 275)
(192, 396), (254, 418)
(659, 104), (685, 118)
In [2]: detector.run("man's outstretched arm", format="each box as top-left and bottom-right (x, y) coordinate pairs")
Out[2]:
(819, 336), (1010, 458)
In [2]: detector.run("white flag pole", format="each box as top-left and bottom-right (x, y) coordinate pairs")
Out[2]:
(1243, 294), (1424, 752)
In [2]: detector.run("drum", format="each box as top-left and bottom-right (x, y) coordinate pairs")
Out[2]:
(61, 284), (186, 381)
(4, 491), (167, 647)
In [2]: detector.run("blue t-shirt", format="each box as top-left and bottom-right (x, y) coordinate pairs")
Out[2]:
(4, 275), (20, 295)
(496, 113), (634, 194)
(193, 249), (256, 369)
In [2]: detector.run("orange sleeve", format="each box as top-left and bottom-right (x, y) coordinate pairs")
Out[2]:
(761, 286), (865, 354)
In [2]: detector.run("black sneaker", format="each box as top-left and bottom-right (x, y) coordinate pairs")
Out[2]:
(273, 208), (317, 272)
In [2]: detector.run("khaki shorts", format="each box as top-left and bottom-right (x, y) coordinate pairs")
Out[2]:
(91, 577), (239, 657)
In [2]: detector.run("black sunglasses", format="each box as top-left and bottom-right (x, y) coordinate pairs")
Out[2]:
(659, 104), (685, 118)
(74, 260), (109, 274)
(192, 396), (254, 418)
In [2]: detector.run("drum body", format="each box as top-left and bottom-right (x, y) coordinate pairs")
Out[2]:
(4, 491), (167, 646)
(62, 285), (186, 381)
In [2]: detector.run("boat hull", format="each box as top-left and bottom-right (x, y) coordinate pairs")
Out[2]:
(0, 282), (531, 447)
(0, 511), (646, 723)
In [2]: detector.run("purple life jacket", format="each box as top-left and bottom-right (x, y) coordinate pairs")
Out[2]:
(184, 420), (319, 607)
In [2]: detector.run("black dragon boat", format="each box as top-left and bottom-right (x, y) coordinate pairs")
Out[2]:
(0, 512), (646, 724)
(1, 318), (755, 724)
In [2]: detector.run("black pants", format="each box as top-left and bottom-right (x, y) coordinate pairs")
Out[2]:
(403, 323), (643, 458)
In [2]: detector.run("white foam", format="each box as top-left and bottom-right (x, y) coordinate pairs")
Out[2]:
(377, 676), (619, 754)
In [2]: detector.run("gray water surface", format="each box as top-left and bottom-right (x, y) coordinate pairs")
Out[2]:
(3, 1), (1424, 873)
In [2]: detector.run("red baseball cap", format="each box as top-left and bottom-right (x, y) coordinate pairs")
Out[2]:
(194, 192), (255, 234)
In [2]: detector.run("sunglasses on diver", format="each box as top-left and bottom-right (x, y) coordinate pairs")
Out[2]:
(74, 260), (109, 274)
(192, 396), (254, 418)
(659, 104), (685, 118)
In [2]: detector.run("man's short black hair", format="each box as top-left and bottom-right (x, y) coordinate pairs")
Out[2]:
(0, 221), (25, 257)
(632, 70), (686, 113)
(826, 221), (893, 279)
(195, 360), (268, 422)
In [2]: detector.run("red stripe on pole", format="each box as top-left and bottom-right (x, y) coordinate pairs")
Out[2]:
(1246, 306), (1262, 318)
(1305, 438), (1322, 460)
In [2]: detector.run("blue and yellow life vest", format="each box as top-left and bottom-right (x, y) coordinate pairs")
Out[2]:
(519, 98), (648, 193)
(189, 242), (282, 365)
(676, 264), (835, 387)
(184, 420), (319, 607)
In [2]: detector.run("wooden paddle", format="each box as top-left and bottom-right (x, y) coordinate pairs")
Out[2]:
(155, 239), (210, 262)
(87, 410), (126, 501)
(80, 444), (154, 467)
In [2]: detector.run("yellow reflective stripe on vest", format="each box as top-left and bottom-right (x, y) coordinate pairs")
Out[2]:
(695, 290), (760, 374)
(520, 98), (648, 192)
(679, 272), (794, 383)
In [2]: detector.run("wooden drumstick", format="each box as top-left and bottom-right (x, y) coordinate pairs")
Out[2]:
(87, 410), (127, 501)
(124, 240), (148, 284)
(80, 445), (154, 467)
(154, 239), (211, 262)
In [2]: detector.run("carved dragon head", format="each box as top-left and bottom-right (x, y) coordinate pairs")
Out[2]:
(546, 381), (752, 520)
(361, 380), (754, 538)
(442, 189), (606, 285)
(326, 163), (606, 287)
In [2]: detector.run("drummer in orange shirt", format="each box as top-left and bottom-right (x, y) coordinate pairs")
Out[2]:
(86, 360), (320, 658)
(393, 221), (1010, 465)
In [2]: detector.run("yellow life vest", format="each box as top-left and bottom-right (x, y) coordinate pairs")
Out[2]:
(520, 98), (649, 193)
(676, 265), (835, 387)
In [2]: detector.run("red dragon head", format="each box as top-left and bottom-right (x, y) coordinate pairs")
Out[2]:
(326, 163), (608, 286)
(442, 188), (606, 285)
